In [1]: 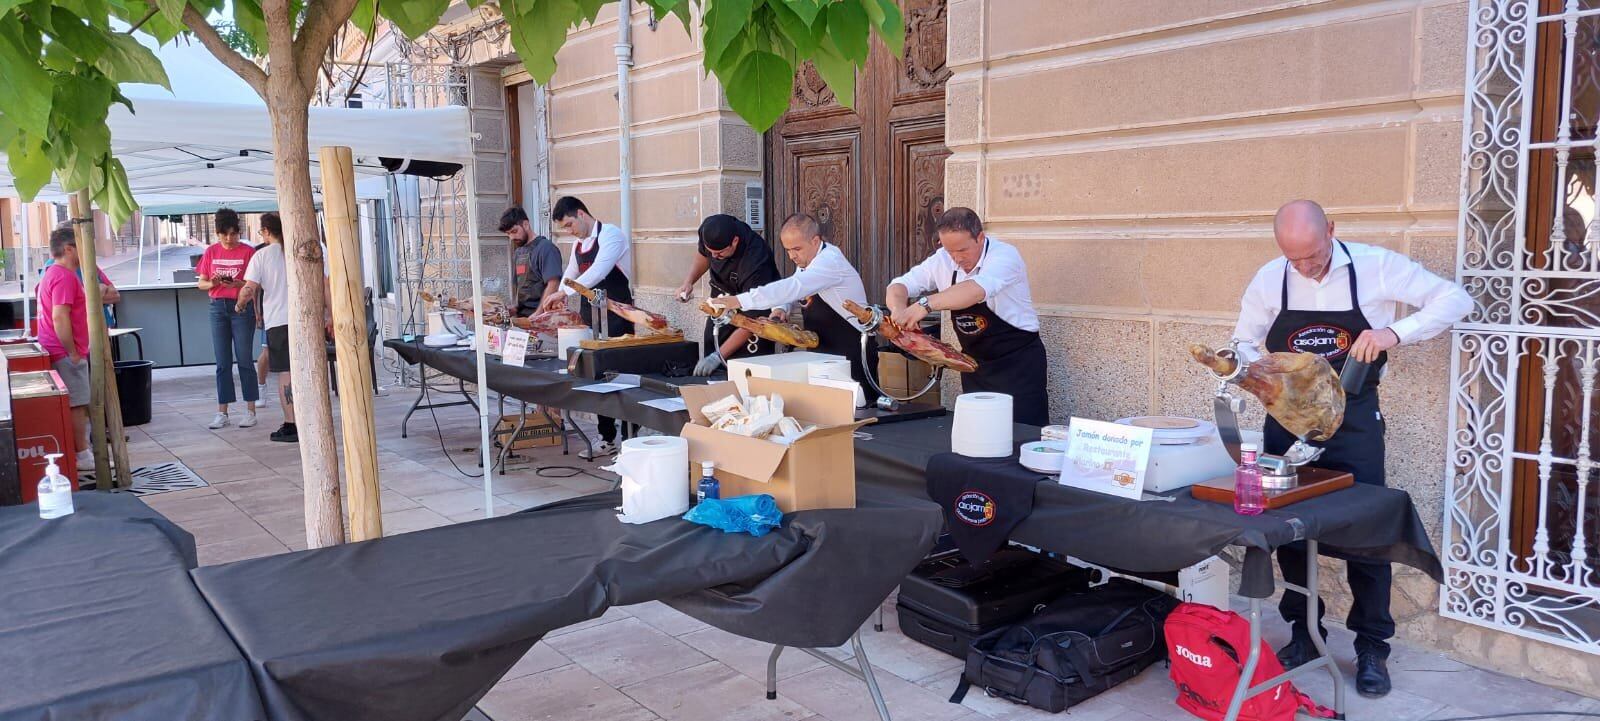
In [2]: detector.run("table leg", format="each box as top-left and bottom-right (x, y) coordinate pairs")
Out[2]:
(1222, 599), (1263, 721)
(1305, 539), (1345, 718)
(133, 331), (144, 361)
(875, 603), (885, 632)
(458, 379), (479, 412)
(793, 631), (892, 721)
(765, 645), (784, 700)
(401, 385), (427, 439)
(852, 631), (892, 721)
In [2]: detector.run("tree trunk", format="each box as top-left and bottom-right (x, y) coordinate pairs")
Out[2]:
(67, 192), (110, 483)
(266, 80), (346, 548)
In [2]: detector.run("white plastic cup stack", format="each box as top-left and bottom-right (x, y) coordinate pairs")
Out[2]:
(557, 327), (594, 361)
(952, 392), (1014, 458)
(608, 436), (690, 524)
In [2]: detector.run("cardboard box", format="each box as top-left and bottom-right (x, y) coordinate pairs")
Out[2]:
(877, 352), (938, 403)
(679, 378), (873, 512)
(725, 351), (847, 398)
(493, 412), (561, 450)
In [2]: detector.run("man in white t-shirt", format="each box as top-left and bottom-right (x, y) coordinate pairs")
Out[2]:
(239, 213), (297, 442)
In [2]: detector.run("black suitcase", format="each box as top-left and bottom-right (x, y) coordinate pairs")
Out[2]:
(896, 547), (1097, 658)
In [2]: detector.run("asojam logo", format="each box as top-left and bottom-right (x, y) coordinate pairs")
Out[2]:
(953, 490), (996, 527)
(953, 313), (988, 336)
(1287, 324), (1352, 359)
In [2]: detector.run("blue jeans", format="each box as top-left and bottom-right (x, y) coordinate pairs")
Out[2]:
(210, 299), (259, 405)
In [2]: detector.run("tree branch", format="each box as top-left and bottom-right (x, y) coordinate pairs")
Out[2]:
(178, 4), (268, 97)
(293, 0), (362, 95)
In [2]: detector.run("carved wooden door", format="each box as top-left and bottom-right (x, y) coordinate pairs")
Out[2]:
(764, 0), (951, 302)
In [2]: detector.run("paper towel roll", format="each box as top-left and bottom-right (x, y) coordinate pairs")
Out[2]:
(557, 327), (594, 361)
(807, 358), (852, 381)
(608, 436), (690, 524)
(952, 392), (1014, 458)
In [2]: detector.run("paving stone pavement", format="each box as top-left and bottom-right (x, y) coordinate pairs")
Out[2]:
(126, 366), (1599, 721)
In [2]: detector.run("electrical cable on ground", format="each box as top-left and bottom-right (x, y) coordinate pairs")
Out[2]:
(420, 374), (483, 479)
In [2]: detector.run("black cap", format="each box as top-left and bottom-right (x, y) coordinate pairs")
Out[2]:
(698, 214), (746, 252)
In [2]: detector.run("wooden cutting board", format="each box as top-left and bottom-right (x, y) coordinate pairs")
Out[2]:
(1192, 466), (1354, 509)
(578, 332), (685, 349)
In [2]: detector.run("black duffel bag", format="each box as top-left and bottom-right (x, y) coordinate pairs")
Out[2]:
(952, 578), (1181, 713)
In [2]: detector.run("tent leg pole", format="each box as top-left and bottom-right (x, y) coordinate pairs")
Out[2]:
(466, 154), (494, 519)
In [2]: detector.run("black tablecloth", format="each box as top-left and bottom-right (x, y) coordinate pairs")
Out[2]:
(0, 493), (265, 721)
(387, 339), (706, 433)
(855, 416), (1443, 598)
(193, 489), (941, 721)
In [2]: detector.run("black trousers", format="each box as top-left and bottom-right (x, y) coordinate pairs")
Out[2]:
(1266, 389), (1394, 658)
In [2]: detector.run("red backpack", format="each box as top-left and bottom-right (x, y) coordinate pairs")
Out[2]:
(1163, 603), (1334, 721)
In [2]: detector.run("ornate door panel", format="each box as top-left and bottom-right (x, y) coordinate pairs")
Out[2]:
(765, 0), (949, 302)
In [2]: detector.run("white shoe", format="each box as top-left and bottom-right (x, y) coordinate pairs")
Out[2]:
(209, 412), (230, 429)
(239, 410), (258, 428)
(76, 449), (93, 468)
(255, 390), (270, 408)
(580, 440), (617, 461)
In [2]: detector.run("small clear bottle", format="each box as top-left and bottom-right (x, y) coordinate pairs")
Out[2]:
(1234, 443), (1265, 516)
(696, 461), (720, 504)
(38, 453), (75, 520)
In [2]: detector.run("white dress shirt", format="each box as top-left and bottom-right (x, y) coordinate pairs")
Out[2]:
(561, 220), (634, 296)
(1232, 239), (1472, 360)
(889, 235), (1040, 332)
(735, 242), (871, 329)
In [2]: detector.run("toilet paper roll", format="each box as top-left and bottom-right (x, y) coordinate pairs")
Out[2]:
(557, 327), (594, 361)
(952, 392), (1014, 458)
(607, 436), (690, 524)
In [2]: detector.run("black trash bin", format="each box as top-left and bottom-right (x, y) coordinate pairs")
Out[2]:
(114, 359), (155, 426)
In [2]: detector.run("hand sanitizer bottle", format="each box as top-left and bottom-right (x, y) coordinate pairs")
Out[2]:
(38, 453), (75, 520)
(696, 461), (719, 504)
(1233, 443), (1264, 516)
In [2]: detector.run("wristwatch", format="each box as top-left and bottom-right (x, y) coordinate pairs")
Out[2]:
(916, 296), (933, 311)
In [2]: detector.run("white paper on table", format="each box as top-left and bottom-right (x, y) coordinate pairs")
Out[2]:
(573, 373), (641, 394)
(501, 329), (531, 367)
(638, 397), (687, 412)
(1058, 417), (1154, 500)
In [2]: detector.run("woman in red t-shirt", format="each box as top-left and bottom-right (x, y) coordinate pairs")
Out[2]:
(196, 208), (259, 429)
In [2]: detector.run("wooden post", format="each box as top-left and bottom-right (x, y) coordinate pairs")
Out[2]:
(68, 192), (114, 486)
(319, 146), (382, 541)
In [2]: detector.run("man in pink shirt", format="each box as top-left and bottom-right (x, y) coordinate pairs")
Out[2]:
(37, 226), (119, 469)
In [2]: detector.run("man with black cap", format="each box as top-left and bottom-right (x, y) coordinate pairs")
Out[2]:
(674, 214), (783, 376)
(499, 206), (562, 317)
(700, 213), (878, 400)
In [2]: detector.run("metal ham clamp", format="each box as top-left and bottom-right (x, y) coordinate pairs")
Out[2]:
(1191, 340), (1345, 489)
(845, 301), (951, 411)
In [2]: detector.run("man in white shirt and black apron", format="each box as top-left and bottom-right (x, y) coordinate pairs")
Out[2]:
(539, 196), (637, 456)
(1232, 200), (1471, 698)
(703, 213), (879, 400)
(885, 207), (1049, 425)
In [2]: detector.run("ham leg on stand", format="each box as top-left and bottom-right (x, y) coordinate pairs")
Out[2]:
(843, 300), (979, 374)
(562, 279), (672, 335)
(699, 301), (820, 349)
(1187, 343), (1345, 442)
(513, 307), (589, 336)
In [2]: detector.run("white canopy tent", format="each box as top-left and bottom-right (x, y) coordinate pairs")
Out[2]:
(0, 43), (499, 516)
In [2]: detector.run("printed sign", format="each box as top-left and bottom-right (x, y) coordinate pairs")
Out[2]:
(1059, 417), (1154, 500)
(502, 328), (531, 367)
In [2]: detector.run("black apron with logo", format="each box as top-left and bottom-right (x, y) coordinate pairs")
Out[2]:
(803, 288), (879, 403)
(577, 222), (634, 337)
(949, 253), (1049, 425)
(1262, 240), (1393, 653)
(702, 231), (780, 360)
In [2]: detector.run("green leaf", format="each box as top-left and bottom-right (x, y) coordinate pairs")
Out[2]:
(575, 0), (605, 24)
(48, 8), (109, 64)
(810, 35), (855, 108)
(765, 0), (815, 56)
(785, 0), (821, 26)
(98, 31), (169, 87)
(826, 0), (868, 63)
(154, 0), (184, 26)
(0, 0), (22, 18)
(723, 49), (790, 132)
(874, 0), (903, 57)
(380, 0), (448, 40)
(232, 0), (268, 50)
(350, 0), (376, 36)
(54, 0), (108, 25)
(861, 0), (883, 27)
(503, 0), (579, 84)
(6, 131), (52, 200)
(703, 0), (752, 70)
(0, 15), (51, 136)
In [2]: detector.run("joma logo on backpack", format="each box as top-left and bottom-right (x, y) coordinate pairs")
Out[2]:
(1175, 645), (1212, 668)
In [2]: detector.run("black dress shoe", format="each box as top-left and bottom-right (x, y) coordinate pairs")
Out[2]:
(1276, 638), (1317, 669)
(1356, 652), (1391, 698)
